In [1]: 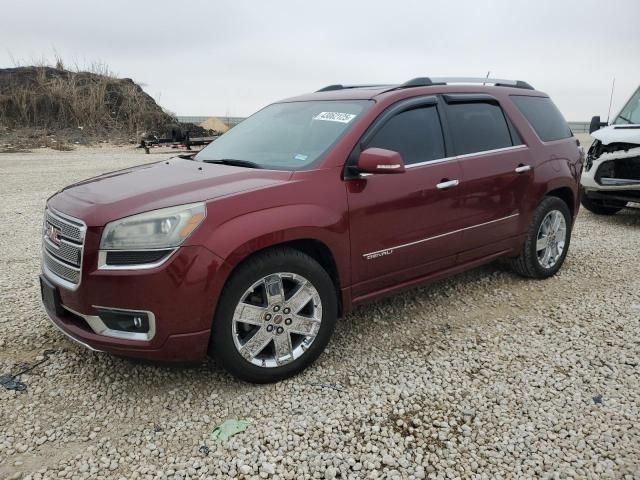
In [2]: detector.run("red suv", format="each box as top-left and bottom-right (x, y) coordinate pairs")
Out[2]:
(40, 77), (582, 382)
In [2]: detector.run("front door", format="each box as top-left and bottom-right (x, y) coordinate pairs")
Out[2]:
(346, 99), (466, 300)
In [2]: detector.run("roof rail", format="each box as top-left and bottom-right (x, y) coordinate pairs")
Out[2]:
(316, 78), (535, 94)
(396, 77), (534, 90)
(316, 84), (389, 92)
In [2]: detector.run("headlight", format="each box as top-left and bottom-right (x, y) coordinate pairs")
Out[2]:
(100, 203), (206, 250)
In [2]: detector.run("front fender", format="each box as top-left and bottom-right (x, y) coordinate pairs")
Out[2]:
(204, 203), (350, 287)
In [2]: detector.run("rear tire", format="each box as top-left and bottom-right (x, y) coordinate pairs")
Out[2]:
(580, 188), (625, 215)
(510, 197), (572, 279)
(211, 247), (337, 383)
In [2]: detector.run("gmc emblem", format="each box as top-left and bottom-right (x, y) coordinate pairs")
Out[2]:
(45, 224), (62, 246)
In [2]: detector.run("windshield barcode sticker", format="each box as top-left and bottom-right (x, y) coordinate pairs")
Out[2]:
(313, 112), (357, 123)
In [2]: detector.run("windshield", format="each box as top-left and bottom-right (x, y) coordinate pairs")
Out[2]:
(614, 86), (640, 125)
(194, 100), (371, 170)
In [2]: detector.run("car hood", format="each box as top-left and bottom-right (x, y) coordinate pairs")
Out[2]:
(47, 157), (293, 226)
(592, 124), (640, 145)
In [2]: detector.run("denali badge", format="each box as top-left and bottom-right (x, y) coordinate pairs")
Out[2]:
(45, 224), (62, 246)
(364, 249), (393, 260)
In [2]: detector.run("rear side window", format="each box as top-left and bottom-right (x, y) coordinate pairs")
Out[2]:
(446, 102), (513, 155)
(366, 106), (445, 165)
(511, 95), (572, 142)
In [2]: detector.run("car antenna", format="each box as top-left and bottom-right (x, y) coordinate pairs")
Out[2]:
(483, 70), (490, 86)
(606, 77), (616, 123)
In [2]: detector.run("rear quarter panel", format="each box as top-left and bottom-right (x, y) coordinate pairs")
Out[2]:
(501, 95), (581, 223)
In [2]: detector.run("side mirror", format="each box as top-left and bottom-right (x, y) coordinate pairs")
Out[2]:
(589, 115), (607, 134)
(358, 148), (405, 174)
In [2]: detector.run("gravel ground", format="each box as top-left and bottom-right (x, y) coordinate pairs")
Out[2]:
(0, 146), (639, 479)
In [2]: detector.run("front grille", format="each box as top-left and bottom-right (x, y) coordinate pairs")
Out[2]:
(45, 210), (83, 242)
(595, 155), (640, 185)
(44, 237), (81, 265)
(43, 254), (81, 284)
(42, 208), (86, 288)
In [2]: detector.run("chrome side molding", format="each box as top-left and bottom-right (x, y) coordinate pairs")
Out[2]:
(363, 213), (520, 259)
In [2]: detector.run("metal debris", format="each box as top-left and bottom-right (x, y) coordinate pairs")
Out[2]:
(0, 373), (27, 391)
(0, 350), (55, 392)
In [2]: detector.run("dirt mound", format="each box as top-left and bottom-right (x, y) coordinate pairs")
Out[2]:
(199, 117), (229, 134)
(0, 66), (175, 136)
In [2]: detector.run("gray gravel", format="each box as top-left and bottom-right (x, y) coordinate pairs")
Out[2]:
(1, 146), (639, 479)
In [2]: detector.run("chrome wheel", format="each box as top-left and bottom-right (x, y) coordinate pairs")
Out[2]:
(232, 272), (322, 368)
(536, 210), (567, 269)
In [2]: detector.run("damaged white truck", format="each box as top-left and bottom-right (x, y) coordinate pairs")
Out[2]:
(581, 85), (640, 214)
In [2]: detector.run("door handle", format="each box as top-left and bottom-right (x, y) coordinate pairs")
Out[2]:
(436, 179), (459, 190)
(515, 164), (532, 173)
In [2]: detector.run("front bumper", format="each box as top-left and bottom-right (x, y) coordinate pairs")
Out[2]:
(41, 244), (225, 362)
(581, 147), (640, 192)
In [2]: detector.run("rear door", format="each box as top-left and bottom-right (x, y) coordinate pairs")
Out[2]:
(346, 97), (465, 299)
(441, 95), (534, 261)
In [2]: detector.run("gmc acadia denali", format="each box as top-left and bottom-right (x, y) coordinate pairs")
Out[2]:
(40, 77), (583, 382)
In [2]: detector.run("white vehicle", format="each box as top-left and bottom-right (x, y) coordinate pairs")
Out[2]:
(581, 85), (640, 214)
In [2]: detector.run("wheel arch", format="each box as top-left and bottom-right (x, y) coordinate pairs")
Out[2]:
(545, 185), (576, 220)
(238, 237), (340, 293)
(212, 235), (347, 320)
(534, 155), (580, 222)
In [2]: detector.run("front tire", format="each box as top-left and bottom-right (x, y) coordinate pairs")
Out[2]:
(211, 247), (337, 383)
(510, 197), (572, 279)
(580, 188), (626, 215)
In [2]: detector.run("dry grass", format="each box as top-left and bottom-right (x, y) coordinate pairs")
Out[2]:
(48, 141), (74, 151)
(0, 60), (175, 137)
(0, 146), (30, 153)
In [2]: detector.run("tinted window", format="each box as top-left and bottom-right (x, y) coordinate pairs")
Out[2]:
(511, 95), (572, 142)
(366, 106), (445, 165)
(446, 102), (513, 155)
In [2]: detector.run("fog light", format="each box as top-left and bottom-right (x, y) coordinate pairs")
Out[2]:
(97, 309), (150, 333)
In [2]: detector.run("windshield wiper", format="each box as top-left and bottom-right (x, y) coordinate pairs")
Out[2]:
(201, 158), (262, 169)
